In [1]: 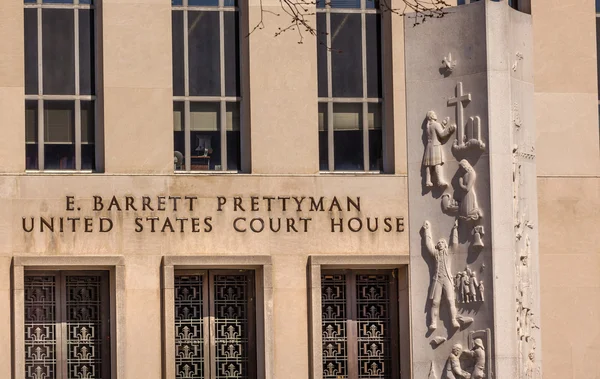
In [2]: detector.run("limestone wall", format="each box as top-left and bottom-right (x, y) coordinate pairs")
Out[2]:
(532, 0), (600, 378)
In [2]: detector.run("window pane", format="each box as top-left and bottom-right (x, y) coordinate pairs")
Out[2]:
(330, 0), (360, 8)
(318, 103), (328, 170)
(25, 101), (38, 170)
(42, 9), (75, 95)
(368, 103), (382, 171)
(317, 13), (328, 98)
(331, 14), (362, 98)
(366, 14), (382, 98)
(44, 101), (75, 170)
(24, 9), (38, 95)
(79, 9), (95, 95)
(333, 103), (363, 170)
(224, 11), (240, 97)
(174, 102), (185, 171)
(190, 102), (221, 170)
(43, 0), (74, 3)
(26, 101), (38, 144)
(81, 101), (95, 170)
(188, 11), (220, 96)
(365, 0), (379, 9)
(81, 101), (94, 144)
(189, 0), (219, 5)
(190, 102), (218, 131)
(226, 102), (240, 171)
(172, 11), (185, 96)
(597, 0), (600, 12)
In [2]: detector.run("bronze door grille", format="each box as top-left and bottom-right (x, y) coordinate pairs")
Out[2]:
(24, 271), (111, 379)
(321, 270), (399, 379)
(174, 270), (256, 379)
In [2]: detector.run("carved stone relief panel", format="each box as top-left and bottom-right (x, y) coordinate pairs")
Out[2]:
(512, 94), (541, 378)
(405, 3), (502, 378)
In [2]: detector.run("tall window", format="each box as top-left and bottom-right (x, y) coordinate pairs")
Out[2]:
(321, 270), (399, 379)
(24, 0), (96, 171)
(24, 272), (110, 379)
(172, 0), (241, 172)
(317, 0), (383, 172)
(174, 270), (256, 378)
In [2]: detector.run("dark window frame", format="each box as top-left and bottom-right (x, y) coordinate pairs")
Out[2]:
(317, 0), (385, 173)
(172, 0), (244, 173)
(24, 0), (99, 171)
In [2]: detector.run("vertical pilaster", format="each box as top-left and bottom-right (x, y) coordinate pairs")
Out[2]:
(102, 0), (173, 173)
(0, 0), (26, 173)
(405, 2), (541, 378)
(247, 0), (319, 174)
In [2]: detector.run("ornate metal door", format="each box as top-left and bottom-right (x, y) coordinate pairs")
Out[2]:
(321, 270), (399, 379)
(174, 270), (256, 379)
(24, 271), (111, 379)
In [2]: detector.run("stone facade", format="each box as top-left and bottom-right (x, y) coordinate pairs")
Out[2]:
(0, 0), (598, 379)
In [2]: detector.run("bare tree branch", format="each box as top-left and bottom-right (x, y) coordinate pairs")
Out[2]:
(249, 0), (450, 43)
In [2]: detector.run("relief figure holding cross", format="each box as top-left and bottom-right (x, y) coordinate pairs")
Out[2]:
(423, 111), (456, 188)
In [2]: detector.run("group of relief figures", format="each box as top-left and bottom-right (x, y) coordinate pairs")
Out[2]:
(421, 107), (488, 378)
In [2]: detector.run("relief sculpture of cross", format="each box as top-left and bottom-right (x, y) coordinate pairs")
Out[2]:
(447, 82), (472, 145)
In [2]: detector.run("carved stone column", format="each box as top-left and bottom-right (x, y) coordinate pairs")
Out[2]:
(405, 2), (541, 378)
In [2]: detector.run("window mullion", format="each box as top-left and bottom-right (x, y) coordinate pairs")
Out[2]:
(37, 7), (44, 171)
(74, 6), (82, 170)
(360, 7), (369, 172)
(347, 272), (359, 379)
(185, 101), (191, 171)
(219, 9), (227, 171)
(326, 9), (334, 171)
(183, 8), (191, 171)
(37, 99), (45, 171)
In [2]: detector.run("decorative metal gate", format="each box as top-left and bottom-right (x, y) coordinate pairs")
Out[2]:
(175, 270), (256, 379)
(24, 271), (111, 379)
(321, 270), (399, 379)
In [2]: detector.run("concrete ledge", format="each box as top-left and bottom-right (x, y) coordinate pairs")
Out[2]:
(164, 254), (272, 268)
(308, 254), (409, 267)
(13, 255), (125, 268)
